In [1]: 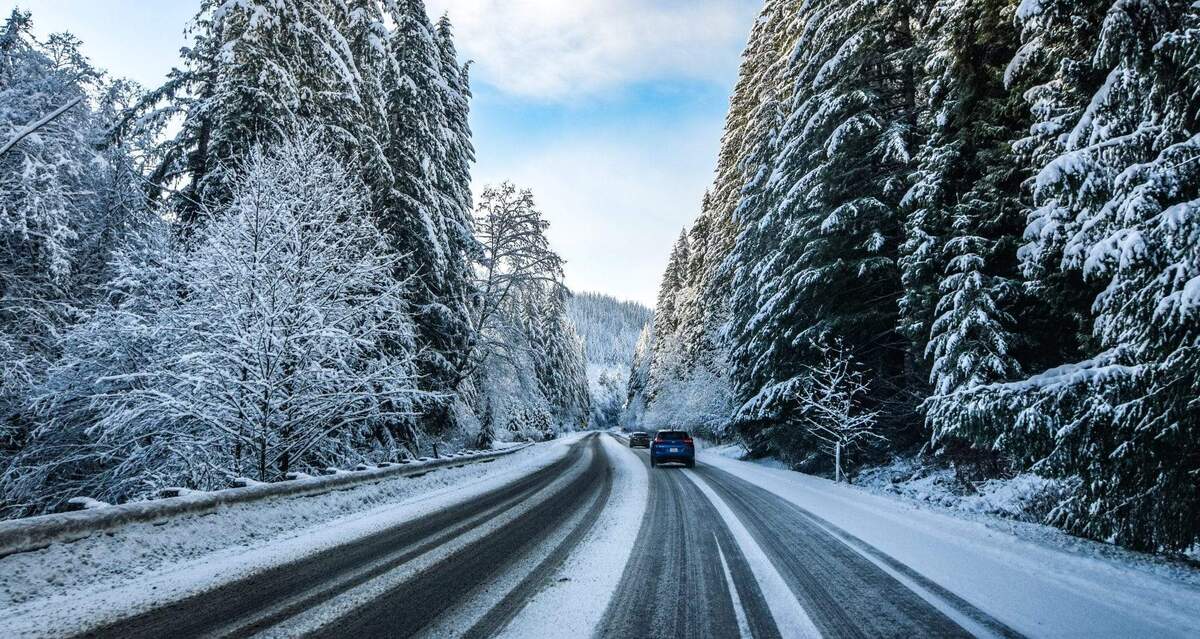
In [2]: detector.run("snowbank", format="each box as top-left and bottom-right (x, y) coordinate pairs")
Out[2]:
(854, 456), (1066, 523)
(0, 445), (530, 560)
(496, 433), (648, 637)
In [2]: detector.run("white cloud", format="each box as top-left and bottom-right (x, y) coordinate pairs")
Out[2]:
(426, 0), (757, 99)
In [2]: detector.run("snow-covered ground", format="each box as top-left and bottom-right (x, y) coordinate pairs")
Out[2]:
(0, 437), (582, 637)
(698, 447), (1200, 637)
(855, 457), (1065, 521)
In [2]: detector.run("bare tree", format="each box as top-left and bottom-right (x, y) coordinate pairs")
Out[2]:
(463, 181), (564, 377)
(793, 339), (883, 482)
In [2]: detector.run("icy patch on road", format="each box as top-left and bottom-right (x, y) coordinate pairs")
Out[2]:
(0, 438), (579, 638)
(699, 451), (1200, 638)
(495, 433), (648, 639)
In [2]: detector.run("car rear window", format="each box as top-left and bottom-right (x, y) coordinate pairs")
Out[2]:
(657, 431), (689, 440)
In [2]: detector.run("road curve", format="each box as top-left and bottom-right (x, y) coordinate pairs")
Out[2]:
(77, 435), (612, 639)
(69, 434), (1024, 639)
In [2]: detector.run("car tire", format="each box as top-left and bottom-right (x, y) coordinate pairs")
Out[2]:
(686, 460), (695, 468)
(650, 458), (656, 468)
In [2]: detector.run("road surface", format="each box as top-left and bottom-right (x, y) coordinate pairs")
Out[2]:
(72, 433), (1022, 638)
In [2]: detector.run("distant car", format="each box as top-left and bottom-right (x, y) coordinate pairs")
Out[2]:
(650, 430), (694, 468)
(628, 432), (651, 448)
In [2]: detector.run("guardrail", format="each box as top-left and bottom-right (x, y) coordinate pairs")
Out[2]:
(0, 444), (532, 559)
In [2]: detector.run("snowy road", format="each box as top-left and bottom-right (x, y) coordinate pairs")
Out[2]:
(6, 432), (1199, 638)
(76, 435), (611, 638)
(600, 448), (1017, 639)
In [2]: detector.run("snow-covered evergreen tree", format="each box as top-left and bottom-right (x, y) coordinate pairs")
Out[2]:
(475, 398), (496, 449)
(908, 0), (1028, 408)
(929, 0), (1200, 551)
(381, 0), (477, 435)
(646, 230), (691, 401)
(0, 12), (149, 458)
(623, 323), (654, 428)
(723, 0), (922, 459)
(529, 286), (591, 429)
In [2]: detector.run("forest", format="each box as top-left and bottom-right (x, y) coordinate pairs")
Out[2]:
(567, 292), (652, 429)
(628, 0), (1199, 553)
(0, 2), (591, 518)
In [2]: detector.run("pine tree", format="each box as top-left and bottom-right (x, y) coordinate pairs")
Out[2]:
(726, 0), (922, 457)
(647, 230), (691, 402)
(624, 323), (654, 428)
(931, 0), (1200, 551)
(528, 286), (591, 429)
(382, 0), (477, 435)
(476, 398), (496, 449)
(119, 0), (386, 229)
(340, 0), (395, 205)
(908, 0), (1028, 417)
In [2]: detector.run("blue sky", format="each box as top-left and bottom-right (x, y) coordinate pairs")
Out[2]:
(23, 0), (760, 306)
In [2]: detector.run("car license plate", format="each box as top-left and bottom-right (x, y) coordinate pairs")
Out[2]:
(669, 447), (680, 453)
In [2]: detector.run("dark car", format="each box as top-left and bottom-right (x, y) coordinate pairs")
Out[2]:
(628, 432), (651, 448)
(650, 430), (695, 468)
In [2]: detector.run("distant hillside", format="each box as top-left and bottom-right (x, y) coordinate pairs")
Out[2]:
(566, 292), (652, 427)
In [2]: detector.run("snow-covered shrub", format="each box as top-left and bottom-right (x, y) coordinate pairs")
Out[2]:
(857, 456), (1070, 523)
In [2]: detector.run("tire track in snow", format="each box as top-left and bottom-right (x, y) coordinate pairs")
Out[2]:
(683, 469), (822, 639)
(303, 435), (611, 638)
(75, 437), (593, 639)
(694, 463), (1019, 638)
(597, 448), (780, 639)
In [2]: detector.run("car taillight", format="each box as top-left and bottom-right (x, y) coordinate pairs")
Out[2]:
(683, 438), (693, 445)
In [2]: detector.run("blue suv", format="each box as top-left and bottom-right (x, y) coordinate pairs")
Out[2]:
(650, 430), (695, 468)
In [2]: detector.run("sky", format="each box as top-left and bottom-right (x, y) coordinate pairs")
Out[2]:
(20, 0), (760, 307)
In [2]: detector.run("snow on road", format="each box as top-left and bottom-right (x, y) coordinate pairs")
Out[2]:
(4, 431), (1199, 639)
(684, 469), (823, 639)
(698, 448), (1200, 638)
(496, 434), (648, 638)
(0, 437), (581, 638)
